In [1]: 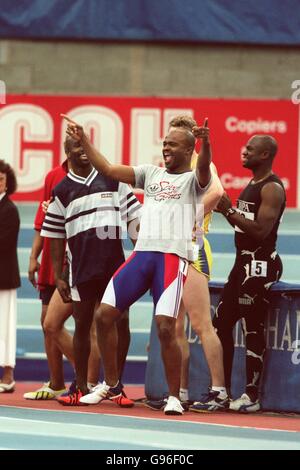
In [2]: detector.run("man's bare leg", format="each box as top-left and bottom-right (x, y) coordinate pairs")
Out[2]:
(116, 309), (130, 380)
(175, 302), (190, 393)
(87, 316), (101, 386)
(95, 303), (121, 386)
(156, 315), (181, 398)
(41, 303), (67, 390)
(1, 366), (14, 384)
(44, 290), (102, 386)
(183, 266), (224, 386)
(72, 298), (96, 393)
(43, 290), (74, 390)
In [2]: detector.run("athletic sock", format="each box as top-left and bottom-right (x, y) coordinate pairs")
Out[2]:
(179, 388), (189, 402)
(211, 386), (228, 399)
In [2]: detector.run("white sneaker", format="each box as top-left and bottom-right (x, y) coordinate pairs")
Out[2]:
(164, 396), (184, 416)
(79, 382), (110, 404)
(87, 382), (97, 391)
(229, 393), (261, 412)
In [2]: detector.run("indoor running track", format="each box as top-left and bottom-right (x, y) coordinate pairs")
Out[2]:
(0, 383), (300, 450)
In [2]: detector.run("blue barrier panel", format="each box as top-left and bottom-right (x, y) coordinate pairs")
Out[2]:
(1, 0), (300, 45)
(14, 358), (146, 385)
(145, 281), (300, 412)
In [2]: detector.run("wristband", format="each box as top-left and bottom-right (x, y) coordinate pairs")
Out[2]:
(225, 207), (236, 218)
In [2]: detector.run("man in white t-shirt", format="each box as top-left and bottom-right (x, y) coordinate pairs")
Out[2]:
(62, 114), (211, 415)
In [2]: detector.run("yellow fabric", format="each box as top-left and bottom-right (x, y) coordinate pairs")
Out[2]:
(191, 152), (213, 233)
(203, 212), (212, 234)
(191, 152), (213, 234)
(191, 152), (214, 277)
(191, 237), (212, 279)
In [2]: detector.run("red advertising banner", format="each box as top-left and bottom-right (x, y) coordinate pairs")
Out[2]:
(0, 95), (298, 207)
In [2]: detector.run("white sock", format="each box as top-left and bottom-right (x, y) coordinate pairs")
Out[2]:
(103, 380), (119, 388)
(179, 388), (189, 402)
(211, 386), (228, 399)
(87, 382), (97, 390)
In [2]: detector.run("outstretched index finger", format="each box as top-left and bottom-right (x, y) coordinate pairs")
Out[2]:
(204, 117), (208, 127)
(60, 114), (77, 125)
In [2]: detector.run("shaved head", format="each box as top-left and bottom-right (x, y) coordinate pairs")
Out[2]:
(168, 128), (195, 149)
(250, 135), (278, 160)
(162, 128), (196, 172)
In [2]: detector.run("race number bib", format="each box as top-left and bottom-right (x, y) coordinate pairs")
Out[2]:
(250, 260), (267, 277)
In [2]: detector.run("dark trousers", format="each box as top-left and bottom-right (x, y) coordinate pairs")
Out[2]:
(213, 248), (283, 401)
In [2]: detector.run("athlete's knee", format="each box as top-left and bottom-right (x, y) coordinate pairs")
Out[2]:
(196, 317), (215, 341)
(43, 307), (65, 335)
(157, 318), (175, 344)
(97, 303), (119, 328)
(158, 326), (173, 344)
(43, 317), (60, 336)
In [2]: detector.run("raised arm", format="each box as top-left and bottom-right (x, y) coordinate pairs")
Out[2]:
(61, 114), (136, 185)
(217, 182), (285, 240)
(192, 118), (212, 188)
(202, 168), (224, 215)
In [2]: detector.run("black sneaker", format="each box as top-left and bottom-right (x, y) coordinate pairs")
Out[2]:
(190, 389), (230, 412)
(144, 398), (167, 411)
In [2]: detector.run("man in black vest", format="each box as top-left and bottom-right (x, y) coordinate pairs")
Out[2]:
(192, 134), (286, 413)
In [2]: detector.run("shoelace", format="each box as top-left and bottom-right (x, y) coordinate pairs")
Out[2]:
(91, 383), (109, 398)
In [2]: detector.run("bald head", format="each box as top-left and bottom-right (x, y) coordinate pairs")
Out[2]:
(250, 135), (278, 160)
(168, 128), (195, 149)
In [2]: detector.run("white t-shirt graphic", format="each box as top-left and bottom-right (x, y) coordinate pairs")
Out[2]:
(133, 164), (210, 261)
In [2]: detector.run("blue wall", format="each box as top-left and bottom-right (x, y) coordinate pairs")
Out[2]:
(1, 0), (299, 45)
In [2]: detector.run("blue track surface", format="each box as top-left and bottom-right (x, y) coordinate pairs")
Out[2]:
(0, 406), (299, 450)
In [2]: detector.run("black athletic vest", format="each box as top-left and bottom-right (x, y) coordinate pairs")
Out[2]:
(234, 173), (286, 252)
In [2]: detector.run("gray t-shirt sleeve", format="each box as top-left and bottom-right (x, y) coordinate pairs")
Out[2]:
(132, 164), (154, 189)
